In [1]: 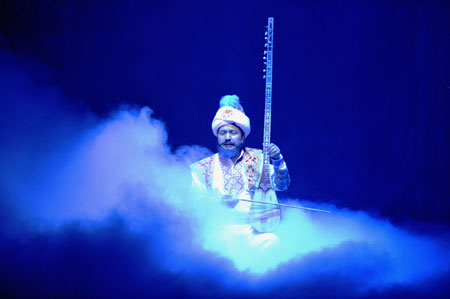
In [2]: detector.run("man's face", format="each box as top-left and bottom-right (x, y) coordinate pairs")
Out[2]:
(217, 124), (244, 159)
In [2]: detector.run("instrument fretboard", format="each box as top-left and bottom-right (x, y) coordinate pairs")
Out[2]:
(263, 17), (274, 168)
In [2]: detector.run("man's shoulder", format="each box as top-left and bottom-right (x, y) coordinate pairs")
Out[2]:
(190, 154), (217, 170)
(190, 148), (263, 169)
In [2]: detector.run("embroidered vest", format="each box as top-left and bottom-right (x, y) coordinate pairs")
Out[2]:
(191, 148), (264, 196)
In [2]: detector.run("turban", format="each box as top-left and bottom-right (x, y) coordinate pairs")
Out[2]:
(211, 95), (251, 138)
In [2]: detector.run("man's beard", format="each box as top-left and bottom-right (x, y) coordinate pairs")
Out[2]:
(217, 141), (244, 159)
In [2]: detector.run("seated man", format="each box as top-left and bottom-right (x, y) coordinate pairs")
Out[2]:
(190, 95), (290, 249)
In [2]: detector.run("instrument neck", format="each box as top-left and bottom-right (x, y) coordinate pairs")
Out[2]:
(262, 17), (274, 188)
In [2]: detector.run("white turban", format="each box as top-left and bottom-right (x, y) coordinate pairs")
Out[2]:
(211, 105), (251, 138)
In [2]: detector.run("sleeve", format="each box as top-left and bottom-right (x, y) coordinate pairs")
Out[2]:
(190, 164), (207, 192)
(270, 154), (290, 191)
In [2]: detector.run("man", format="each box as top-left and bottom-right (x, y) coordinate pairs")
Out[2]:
(191, 95), (290, 244)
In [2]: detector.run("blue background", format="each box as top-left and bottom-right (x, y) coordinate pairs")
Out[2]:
(2, 0), (448, 224)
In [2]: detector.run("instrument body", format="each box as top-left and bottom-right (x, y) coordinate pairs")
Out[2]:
(249, 17), (281, 233)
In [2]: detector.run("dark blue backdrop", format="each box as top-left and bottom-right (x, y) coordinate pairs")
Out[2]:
(1, 0), (449, 297)
(2, 0), (448, 224)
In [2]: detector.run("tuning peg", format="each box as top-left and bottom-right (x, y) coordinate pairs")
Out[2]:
(265, 31), (268, 35)
(264, 50), (267, 54)
(263, 75), (266, 79)
(263, 56), (267, 60)
(264, 61), (267, 65)
(264, 43), (268, 47)
(263, 69), (266, 72)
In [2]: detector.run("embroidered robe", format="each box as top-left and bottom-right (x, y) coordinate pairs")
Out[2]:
(190, 147), (289, 214)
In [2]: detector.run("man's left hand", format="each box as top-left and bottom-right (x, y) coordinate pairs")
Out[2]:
(267, 143), (282, 160)
(221, 195), (239, 208)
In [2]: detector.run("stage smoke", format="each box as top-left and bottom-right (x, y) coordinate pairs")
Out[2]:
(1, 50), (449, 297)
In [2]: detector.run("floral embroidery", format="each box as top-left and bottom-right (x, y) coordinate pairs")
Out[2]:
(243, 148), (263, 190)
(191, 155), (215, 188)
(221, 108), (233, 119)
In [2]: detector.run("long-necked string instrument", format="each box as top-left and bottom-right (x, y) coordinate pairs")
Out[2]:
(248, 18), (330, 232)
(249, 17), (281, 233)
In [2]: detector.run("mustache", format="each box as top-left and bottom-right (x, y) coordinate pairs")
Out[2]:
(221, 142), (236, 146)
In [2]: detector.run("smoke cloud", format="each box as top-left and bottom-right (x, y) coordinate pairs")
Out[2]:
(1, 51), (449, 297)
